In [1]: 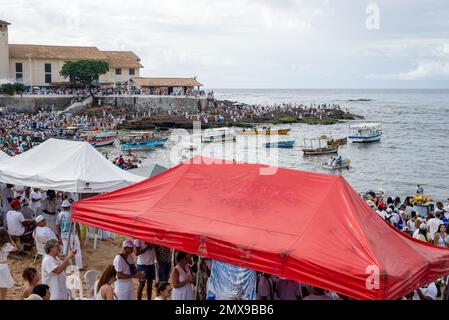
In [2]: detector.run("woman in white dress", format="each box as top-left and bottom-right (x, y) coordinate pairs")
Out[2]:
(434, 224), (449, 248)
(170, 251), (195, 300)
(95, 264), (117, 300)
(0, 227), (17, 300)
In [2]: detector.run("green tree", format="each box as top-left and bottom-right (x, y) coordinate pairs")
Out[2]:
(60, 60), (109, 97)
(0, 82), (26, 96)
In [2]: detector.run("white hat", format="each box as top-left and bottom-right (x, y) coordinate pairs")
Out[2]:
(24, 294), (43, 300)
(122, 239), (135, 248)
(61, 200), (71, 207)
(14, 185), (25, 192)
(35, 215), (45, 223)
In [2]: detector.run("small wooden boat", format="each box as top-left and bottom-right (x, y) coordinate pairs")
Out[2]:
(322, 159), (351, 170)
(238, 128), (291, 135)
(80, 130), (118, 147)
(327, 137), (347, 146)
(119, 131), (155, 144)
(303, 145), (339, 155)
(302, 137), (339, 156)
(202, 128), (236, 143)
(265, 140), (295, 148)
(121, 138), (168, 151)
(348, 123), (382, 143)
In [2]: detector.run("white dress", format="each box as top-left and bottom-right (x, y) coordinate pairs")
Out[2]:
(0, 243), (15, 288)
(171, 265), (194, 300)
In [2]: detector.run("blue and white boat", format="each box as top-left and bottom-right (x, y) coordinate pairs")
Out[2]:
(348, 123), (382, 143)
(264, 140), (295, 148)
(121, 138), (168, 151)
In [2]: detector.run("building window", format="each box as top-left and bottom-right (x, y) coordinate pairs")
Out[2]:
(45, 73), (52, 84)
(115, 68), (122, 75)
(129, 68), (135, 75)
(16, 63), (23, 73)
(45, 63), (51, 73)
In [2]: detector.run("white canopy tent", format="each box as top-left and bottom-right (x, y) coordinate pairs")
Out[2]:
(0, 138), (145, 192)
(127, 164), (168, 178)
(0, 150), (10, 161)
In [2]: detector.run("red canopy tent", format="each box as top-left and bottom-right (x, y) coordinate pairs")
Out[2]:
(72, 157), (449, 300)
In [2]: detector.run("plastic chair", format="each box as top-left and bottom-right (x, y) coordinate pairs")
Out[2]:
(33, 234), (50, 263)
(84, 270), (100, 298)
(83, 226), (101, 249)
(66, 265), (83, 299)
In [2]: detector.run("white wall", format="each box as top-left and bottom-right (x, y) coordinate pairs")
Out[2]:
(0, 24), (10, 80)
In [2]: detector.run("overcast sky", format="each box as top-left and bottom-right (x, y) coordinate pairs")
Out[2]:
(2, 0), (449, 88)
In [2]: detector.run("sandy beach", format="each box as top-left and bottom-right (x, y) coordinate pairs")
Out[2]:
(6, 235), (157, 300)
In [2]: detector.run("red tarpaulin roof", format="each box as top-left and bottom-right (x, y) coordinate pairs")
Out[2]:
(72, 157), (449, 300)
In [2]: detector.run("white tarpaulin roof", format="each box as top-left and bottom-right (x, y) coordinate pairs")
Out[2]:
(0, 150), (10, 160)
(0, 138), (145, 192)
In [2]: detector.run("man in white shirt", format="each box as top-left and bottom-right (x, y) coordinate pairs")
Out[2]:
(42, 239), (75, 300)
(113, 240), (142, 300)
(427, 212), (444, 241)
(134, 239), (156, 300)
(413, 282), (438, 300)
(6, 199), (25, 237)
(29, 188), (43, 214)
(56, 200), (83, 270)
(33, 215), (58, 240)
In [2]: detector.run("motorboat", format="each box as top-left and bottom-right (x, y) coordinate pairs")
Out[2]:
(348, 123), (382, 143)
(80, 130), (118, 147)
(302, 137), (339, 156)
(121, 138), (168, 151)
(202, 128), (236, 143)
(322, 159), (351, 170)
(238, 127), (291, 135)
(264, 140), (295, 148)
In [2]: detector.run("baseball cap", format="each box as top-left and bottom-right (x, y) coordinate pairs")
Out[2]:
(122, 240), (135, 248)
(10, 199), (21, 207)
(35, 215), (45, 223)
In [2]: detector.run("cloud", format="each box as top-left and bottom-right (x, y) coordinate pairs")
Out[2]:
(367, 61), (449, 80)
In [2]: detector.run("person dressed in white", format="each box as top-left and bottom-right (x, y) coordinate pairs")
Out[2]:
(56, 200), (83, 270)
(29, 188), (43, 215)
(427, 212), (444, 241)
(0, 228), (18, 300)
(413, 282), (438, 300)
(6, 199), (25, 237)
(170, 251), (195, 300)
(41, 239), (76, 300)
(113, 240), (142, 300)
(33, 215), (58, 240)
(134, 239), (156, 300)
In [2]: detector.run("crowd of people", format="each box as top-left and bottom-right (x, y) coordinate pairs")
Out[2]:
(0, 180), (448, 300)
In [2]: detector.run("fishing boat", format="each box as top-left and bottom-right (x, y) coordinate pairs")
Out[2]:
(238, 127), (291, 135)
(348, 123), (382, 143)
(80, 131), (118, 147)
(202, 128), (236, 143)
(119, 131), (155, 144)
(326, 137), (347, 146)
(264, 140), (295, 148)
(121, 138), (168, 151)
(302, 137), (339, 156)
(322, 159), (351, 170)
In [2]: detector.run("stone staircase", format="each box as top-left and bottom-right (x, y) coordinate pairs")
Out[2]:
(58, 95), (93, 114)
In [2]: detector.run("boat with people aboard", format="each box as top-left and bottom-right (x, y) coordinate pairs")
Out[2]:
(264, 140), (295, 148)
(302, 137), (339, 156)
(320, 135), (347, 146)
(202, 128), (236, 143)
(120, 138), (168, 151)
(80, 130), (118, 147)
(238, 127), (291, 135)
(119, 131), (155, 144)
(348, 123), (382, 143)
(322, 157), (351, 170)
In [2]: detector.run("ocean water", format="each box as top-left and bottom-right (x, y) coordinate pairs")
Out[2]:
(101, 89), (449, 201)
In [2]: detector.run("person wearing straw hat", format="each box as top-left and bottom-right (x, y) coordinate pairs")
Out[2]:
(56, 200), (83, 270)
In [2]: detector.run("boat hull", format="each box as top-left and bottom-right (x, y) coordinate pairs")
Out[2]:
(202, 134), (236, 143)
(88, 137), (116, 147)
(265, 141), (295, 148)
(322, 159), (351, 170)
(302, 145), (339, 155)
(121, 138), (167, 151)
(239, 129), (291, 135)
(348, 134), (382, 143)
(327, 137), (347, 146)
